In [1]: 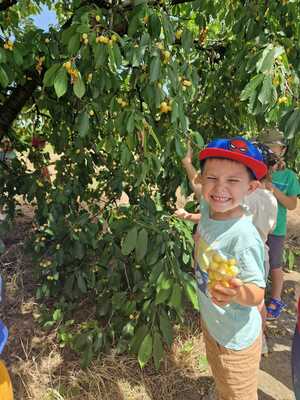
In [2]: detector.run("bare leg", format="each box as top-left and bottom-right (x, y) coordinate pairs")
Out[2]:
(271, 267), (284, 300)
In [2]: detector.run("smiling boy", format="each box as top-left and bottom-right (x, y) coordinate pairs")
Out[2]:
(195, 137), (267, 400)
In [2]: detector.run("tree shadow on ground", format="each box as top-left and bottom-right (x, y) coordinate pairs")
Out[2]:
(2, 211), (299, 400)
(1, 214), (216, 400)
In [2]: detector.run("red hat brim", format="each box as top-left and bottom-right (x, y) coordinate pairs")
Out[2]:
(199, 148), (267, 180)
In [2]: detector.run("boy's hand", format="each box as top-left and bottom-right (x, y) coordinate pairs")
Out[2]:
(210, 278), (243, 307)
(265, 181), (274, 192)
(181, 141), (193, 165)
(174, 208), (189, 220)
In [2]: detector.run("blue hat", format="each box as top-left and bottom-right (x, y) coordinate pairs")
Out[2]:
(199, 137), (267, 180)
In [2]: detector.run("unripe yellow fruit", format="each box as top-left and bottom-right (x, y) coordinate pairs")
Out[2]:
(160, 101), (171, 113)
(63, 61), (72, 70)
(175, 29), (183, 39)
(95, 15), (101, 22)
(182, 79), (192, 87)
(89, 110), (95, 116)
(96, 35), (109, 44)
(82, 33), (88, 40)
(278, 96), (288, 104)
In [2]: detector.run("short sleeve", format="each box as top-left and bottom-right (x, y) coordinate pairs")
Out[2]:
(237, 246), (266, 288)
(199, 199), (210, 219)
(287, 170), (300, 197)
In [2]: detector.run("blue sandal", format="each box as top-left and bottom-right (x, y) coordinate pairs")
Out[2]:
(266, 298), (285, 320)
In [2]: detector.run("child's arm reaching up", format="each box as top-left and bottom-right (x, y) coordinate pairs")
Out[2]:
(181, 142), (202, 200)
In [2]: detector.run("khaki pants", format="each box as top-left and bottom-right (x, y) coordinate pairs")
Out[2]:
(203, 326), (261, 400)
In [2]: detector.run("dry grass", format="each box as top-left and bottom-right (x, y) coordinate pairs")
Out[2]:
(0, 208), (214, 400)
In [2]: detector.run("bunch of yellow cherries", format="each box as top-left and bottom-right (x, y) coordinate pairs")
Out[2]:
(204, 253), (239, 290)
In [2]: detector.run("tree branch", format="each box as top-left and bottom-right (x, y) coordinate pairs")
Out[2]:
(0, 0), (18, 12)
(0, 71), (42, 139)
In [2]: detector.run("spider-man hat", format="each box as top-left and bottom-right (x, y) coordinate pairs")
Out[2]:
(199, 137), (268, 180)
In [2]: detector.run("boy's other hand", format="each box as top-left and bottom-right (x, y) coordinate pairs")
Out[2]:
(210, 278), (243, 307)
(174, 208), (189, 220)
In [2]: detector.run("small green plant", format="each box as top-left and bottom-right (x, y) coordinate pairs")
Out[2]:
(283, 248), (300, 271)
(197, 355), (209, 372)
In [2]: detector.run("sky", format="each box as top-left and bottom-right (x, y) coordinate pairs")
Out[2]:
(31, 5), (58, 31)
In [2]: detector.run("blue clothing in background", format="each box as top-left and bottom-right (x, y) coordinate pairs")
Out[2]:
(0, 276), (8, 354)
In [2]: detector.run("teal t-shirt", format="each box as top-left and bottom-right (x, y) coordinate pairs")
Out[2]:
(195, 202), (265, 350)
(272, 169), (300, 236)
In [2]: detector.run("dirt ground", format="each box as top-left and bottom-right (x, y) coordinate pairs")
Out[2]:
(0, 202), (300, 400)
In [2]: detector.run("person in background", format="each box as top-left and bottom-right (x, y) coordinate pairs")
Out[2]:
(258, 127), (300, 320)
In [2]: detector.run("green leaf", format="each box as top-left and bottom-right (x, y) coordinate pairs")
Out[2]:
(13, 48), (23, 65)
(54, 67), (68, 98)
(0, 239), (5, 254)
(0, 65), (9, 87)
(155, 288), (171, 305)
(149, 261), (164, 283)
(77, 274), (87, 293)
(181, 29), (193, 52)
(0, 48), (7, 63)
(169, 283), (182, 310)
(256, 46), (284, 73)
(53, 309), (62, 321)
(285, 108), (300, 138)
(68, 33), (81, 54)
(94, 44), (107, 67)
(130, 325), (148, 353)
(138, 333), (153, 368)
(171, 101), (179, 123)
(126, 112), (135, 134)
(149, 14), (161, 39)
(122, 227), (138, 256)
(240, 74), (264, 101)
(78, 112), (90, 138)
(112, 43), (122, 68)
(288, 250), (295, 270)
(153, 332), (164, 370)
(161, 12), (174, 43)
(74, 241), (84, 259)
(150, 57), (161, 83)
(73, 76), (86, 98)
(159, 312), (173, 346)
(175, 137), (185, 158)
(182, 274), (200, 311)
(43, 64), (61, 87)
(190, 131), (204, 148)
(258, 75), (273, 105)
(135, 228), (148, 262)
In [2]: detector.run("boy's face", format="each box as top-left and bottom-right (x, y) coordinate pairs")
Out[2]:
(268, 144), (286, 157)
(201, 158), (259, 218)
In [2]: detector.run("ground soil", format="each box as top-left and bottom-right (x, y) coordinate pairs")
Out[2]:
(1, 202), (300, 400)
